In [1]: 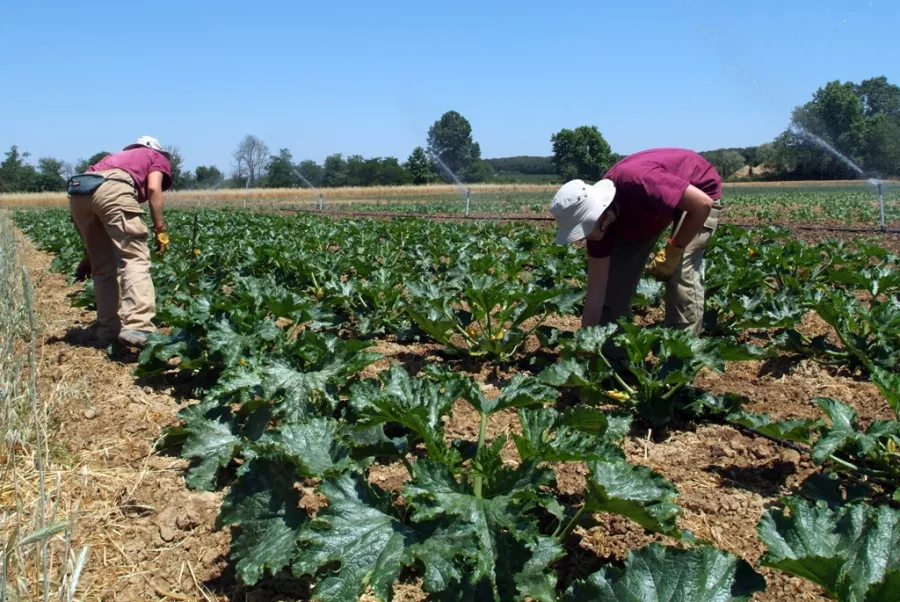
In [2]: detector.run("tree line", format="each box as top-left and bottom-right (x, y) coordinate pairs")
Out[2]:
(1, 75), (897, 194)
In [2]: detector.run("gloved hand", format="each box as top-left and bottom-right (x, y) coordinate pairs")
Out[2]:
(74, 254), (92, 282)
(647, 240), (685, 281)
(154, 225), (170, 257)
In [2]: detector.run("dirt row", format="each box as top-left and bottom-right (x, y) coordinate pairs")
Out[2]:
(18, 226), (894, 601)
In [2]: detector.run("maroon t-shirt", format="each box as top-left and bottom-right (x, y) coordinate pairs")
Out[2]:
(586, 148), (722, 258)
(89, 147), (172, 203)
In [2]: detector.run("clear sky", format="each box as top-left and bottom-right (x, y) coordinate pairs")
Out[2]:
(1, 0), (896, 171)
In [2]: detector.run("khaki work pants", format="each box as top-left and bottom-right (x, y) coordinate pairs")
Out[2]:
(68, 169), (156, 338)
(601, 202), (723, 337)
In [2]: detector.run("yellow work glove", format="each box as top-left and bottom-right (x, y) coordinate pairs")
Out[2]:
(154, 228), (170, 257)
(647, 240), (685, 281)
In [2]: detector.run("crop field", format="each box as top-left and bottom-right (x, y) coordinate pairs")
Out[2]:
(8, 204), (900, 602)
(3, 181), (899, 229)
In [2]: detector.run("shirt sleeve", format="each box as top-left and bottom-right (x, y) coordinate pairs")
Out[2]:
(586, 235), (614, 258)
(149, 154), (173, 190)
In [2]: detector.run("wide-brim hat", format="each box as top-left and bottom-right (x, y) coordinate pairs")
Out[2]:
(549, 179), (616, 245)
(123, 136), (171, 160)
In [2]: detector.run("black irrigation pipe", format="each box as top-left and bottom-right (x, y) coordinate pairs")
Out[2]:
(280, 206), (900, 234)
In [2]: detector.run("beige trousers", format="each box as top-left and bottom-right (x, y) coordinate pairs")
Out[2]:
(68, 169), (156, 337)
(601, 202), (723, 337)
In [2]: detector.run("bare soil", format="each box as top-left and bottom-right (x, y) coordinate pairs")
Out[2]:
(19, 224), (896, 601)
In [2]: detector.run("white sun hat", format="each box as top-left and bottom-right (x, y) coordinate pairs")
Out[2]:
(549, 179), (616, 245)
(123, 136), (171, 160)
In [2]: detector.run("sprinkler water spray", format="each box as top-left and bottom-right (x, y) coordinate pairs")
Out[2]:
(293, 169), (324, 211)
(431, 155), (470, 215)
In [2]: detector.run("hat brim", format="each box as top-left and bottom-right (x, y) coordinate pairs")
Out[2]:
(123, 143), (171, 160)
(553, 179), (616, 245)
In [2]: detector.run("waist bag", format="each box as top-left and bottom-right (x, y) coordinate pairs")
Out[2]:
(67, 173), (135, 196)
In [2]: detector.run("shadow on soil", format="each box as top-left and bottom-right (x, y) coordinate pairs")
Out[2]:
(705, 460), (798, 497)
(203, 561), (313, 602)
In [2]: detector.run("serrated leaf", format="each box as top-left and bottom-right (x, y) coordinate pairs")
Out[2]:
(218, 459), (305, 585)
(348, 365), (456, 463)
(404, 460), (552, 587)
(467, 373), (555, 416)
(514, 408), (623, 463)
(759, 498), (900, 602)
(494, 531), (563, 602)
(583, 459), (682, 537)
(871, 367), (900, 419)
(179, 404), (241, 491)
(294, 472), (416, 602)
(262, 361), (333, 417)
(248, 417), (351, 477)
(535, 357), (592, 387)
(411, 525), (474, 594)
(812, 398), (875, 465)
(727, 411), (819, 444)
(563, 543), (765, 601)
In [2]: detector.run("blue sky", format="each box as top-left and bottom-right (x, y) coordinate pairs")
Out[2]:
(1, 0), (896, 171)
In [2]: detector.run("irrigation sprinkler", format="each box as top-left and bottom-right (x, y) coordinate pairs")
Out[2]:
(465, 188), (471, 217)
(293, 169), (324, 211)
(877, 180), (885, 232)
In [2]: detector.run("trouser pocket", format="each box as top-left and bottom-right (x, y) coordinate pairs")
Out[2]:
(120, 208), (148, 240)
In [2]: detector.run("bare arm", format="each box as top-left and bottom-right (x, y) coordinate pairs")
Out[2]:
(671, 185), (713, 248)
(582, 255), (610, 328)
(147, 171), (166, 231)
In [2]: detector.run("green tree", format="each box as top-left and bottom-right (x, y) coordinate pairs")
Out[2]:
(322, 153), (349, 187)
(550, 126), (613, 182)
(74, 151), (110, 174)
(267, 148), (297, 188)
(406, 146), (434, 184)
(466, 160), (494, 183)
(769, 76), (900, 179)
(346, 154), (371, 187)
(426, 110), (482, 181)
(166, 146), (194, 189)
(0, 146), (37, 193)
(36, 157), (67, 191)
(195, 165), (224, 188)
(700, 150), (746, 180)
(375, 157), (411, 185)
(296, 160), (324, 188)
(856, 76), (900, 119)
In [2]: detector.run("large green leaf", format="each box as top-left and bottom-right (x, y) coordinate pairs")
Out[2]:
(514, 407), (623, 463)
(535, 357), (593, 388)
(563, 543), (765, 601)
(727, 411), (819, 445)
(294, 472), (417, 602)
(812, 398), (877, 465)
(464, 373), (556, 416)
(758, 498), (900, 602)
(179, 403), (241, 491)
(348, 365), (460, 463)
(404, 460), (555, 596)
(245, 416), (351, 477)
(217, 458), (306, 585)
(871, 367), (900, 419)
(583, 459), (683, 538)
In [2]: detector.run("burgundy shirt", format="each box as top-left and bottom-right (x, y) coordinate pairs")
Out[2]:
(89, 147), (172, 203)
(586, 148), (722, 258)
